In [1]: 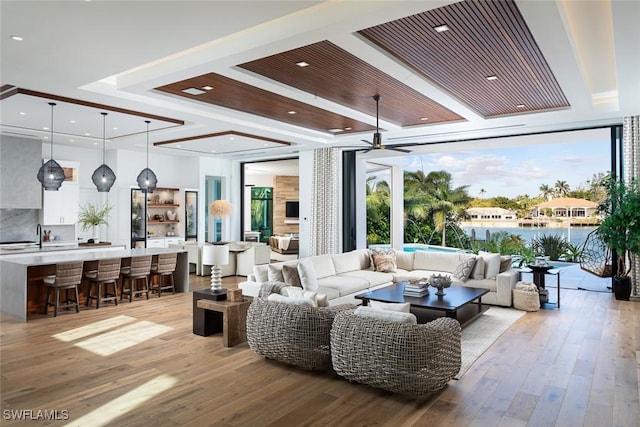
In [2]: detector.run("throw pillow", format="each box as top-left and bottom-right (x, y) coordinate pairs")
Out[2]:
(470, 257), (485, 279)
(297, 258), (319, 291)
(253, 265), (269, 283)
(282, 264), (302, 287)
(499, 256), (512, 273)
(285, 287), (323, 307)
(454, 254), (476, 281)
(479, 251), (501, 279)
(267, 264), (284, 282)
(354, 306), (417, 324)
(368, 248), (395, 271)
(369, 301), (411, 313)
(371, 253), (397, 273)
(267, 293), (315, 307)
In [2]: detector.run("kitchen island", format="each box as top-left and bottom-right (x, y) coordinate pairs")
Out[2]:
(1, 247), (188, 322)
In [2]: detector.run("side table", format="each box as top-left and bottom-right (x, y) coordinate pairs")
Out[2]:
(193, 288), (252, 347)
(523, 265), (561, 308)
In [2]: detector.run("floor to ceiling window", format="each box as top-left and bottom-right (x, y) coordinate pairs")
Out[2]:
(365, 162), (392, 246)
(205, 176), (223, 242)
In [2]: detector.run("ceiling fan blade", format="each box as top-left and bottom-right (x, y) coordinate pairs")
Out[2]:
(389, 146), (412, 153)
(361, 139), (373, 146)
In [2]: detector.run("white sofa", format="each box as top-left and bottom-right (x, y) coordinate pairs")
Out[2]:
(239, 249), (519, 307)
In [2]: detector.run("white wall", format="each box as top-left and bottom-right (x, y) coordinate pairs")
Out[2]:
(298, 151), (313, 258)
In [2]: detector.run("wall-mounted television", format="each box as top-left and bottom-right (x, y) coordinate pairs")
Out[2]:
(285, 201), (299, 218)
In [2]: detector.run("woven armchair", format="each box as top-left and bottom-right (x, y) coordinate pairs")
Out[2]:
(246, 298), (356, 370)
(330, 311), (462, 396)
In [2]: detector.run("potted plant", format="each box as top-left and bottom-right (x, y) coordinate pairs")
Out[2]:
(78, 202), (112, 243)
(596, 176), (640, 300)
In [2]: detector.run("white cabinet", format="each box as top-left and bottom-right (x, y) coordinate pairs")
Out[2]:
(43, 182), (80, 225)
(164, 237), (184, 246)
(146, 238), (166, 248)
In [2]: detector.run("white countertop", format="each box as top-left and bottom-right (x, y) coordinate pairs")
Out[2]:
(0, 247), (186, 267)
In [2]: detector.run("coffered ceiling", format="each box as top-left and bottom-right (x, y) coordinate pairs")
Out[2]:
(0, 0), (638, 160)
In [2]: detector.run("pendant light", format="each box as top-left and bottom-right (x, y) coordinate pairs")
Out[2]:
(136, 120), (157, 193)
(91, 112), (116, 192)
(36, 102), (66, 191)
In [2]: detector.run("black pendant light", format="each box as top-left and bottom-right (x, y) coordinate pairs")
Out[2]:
(136, 120), (157, 193)
(37, 102), (66, 191)
(91, 112), (117, 192)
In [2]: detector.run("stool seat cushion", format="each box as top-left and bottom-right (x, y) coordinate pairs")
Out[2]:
(43, 275), (56, 285)
(84, 270), (98, 279)
(120, 267), (132, 275)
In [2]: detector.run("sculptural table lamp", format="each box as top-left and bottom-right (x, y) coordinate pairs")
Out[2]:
(202, 245), (229, 298)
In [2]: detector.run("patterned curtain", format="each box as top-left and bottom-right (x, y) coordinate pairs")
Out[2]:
(310, 147), (338, 256)
(623, 116), (640, 296)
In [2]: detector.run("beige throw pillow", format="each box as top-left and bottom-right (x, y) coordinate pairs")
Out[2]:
(372, 253), (397, 273)
(297, 258), (319, 291)
(267, 264), (284, 282)
(454, 254), (476, 281)
(282, 264), (302, 287)
(479, 251), (501, 279)
(470, 257), (485, 279)
(369, 301), (411, 313)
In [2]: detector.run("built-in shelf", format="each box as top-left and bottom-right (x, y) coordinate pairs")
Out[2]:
(148, 204), (179, 208)
(148, 220), (179, 224)
(284, 219), (300, 224)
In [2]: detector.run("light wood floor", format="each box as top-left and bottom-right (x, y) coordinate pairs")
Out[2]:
(1, 275), (639, 427)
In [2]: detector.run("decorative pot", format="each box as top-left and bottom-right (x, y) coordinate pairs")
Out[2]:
(166, 211), (176, 221)
(612, 276), (632, 301)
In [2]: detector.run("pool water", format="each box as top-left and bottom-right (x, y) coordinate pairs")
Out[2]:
(369, 244), (462, 253)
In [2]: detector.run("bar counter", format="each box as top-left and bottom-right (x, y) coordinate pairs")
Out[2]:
(1, 247), (188, 322)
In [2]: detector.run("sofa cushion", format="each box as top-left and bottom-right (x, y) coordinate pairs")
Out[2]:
(267, 293), (316, 307)
(352, 249), (373, 270)
(470, 257), (485, 279)
(369, 301), (411, 313)
(464, 278), (498, 292)
(267, 264), (284, 282)
(338, 270), (394, 287)
(354, 306), (417, 324)
(253, 264), (270, 283)
(453, 254), (477, 281)
(316, 286), (340, 301)
(308, 254), (336, 279)
(395, 250), (415, 271)
(372, 253), (396, 272)
(297, 258), (319, 291)
(332, 251), (362, 274)
(282, 264), (302, 287)
(499, 256), (513, 273)
(413, 251), (459, 273)
(479, 251), (501, 279)
(284, 287), (329, 307)
(317, 276), (370, 297)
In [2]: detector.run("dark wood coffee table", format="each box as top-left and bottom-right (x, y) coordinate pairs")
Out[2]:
(355, 282), (489, 327)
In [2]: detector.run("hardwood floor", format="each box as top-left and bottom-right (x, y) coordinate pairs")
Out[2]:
(1, 275), (638, 427)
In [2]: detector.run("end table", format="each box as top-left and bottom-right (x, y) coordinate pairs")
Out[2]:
(193, 288), (252, 347)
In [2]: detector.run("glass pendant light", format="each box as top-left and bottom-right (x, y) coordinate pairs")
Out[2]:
(136, 120), (157, 193)
(91, 112), (116, 192)
(36, 102), (66, 191)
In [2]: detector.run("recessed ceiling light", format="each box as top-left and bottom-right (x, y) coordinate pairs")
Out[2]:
(43, 127), (49, 130)
(229, 137), (235, 140)
(296, 61), (310, 67)
(93, 142), (98, 145)
(434, 25), (450, 33)
(69, 120), (76, 123)
(344, 127), (352, 131)
(112, 127), (118, 130)
(11, 35), (23, 41)
(176, 145), (181, 148)
(516, 104), (526, 108)
(287, 110), (296, 115)
(84, 133), (91, 136)
(19, 112), (26, 115)
(69, 139), (74, 142)
(420, 117), (429, 121)
(328, 128), (343, 133)
(182, 87), (206, 95)
(202, 86), (213, 90)
(486, 75), (498, 81)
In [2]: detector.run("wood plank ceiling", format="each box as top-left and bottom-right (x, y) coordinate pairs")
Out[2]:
(238, 40), (464, 127)
(155, 73), (376, 135)
(358, 0), (570, 117)
(155, 0), (568, 136)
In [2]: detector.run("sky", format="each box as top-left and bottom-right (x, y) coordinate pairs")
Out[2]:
(400, 138), (610, 199)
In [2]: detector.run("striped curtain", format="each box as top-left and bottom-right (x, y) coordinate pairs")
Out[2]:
(310, 147), (338, 256)
(623, 116), (640, 296)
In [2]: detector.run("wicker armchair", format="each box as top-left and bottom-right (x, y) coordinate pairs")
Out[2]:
(246, 298), (355, 370)
(330, 311), (462, 396)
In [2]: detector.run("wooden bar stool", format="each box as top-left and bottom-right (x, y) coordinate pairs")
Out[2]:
(120, 255), (152, 302)
(150, 252), (177, 297)
(85, 258), (121, 309)
(43, 261), (84, 317)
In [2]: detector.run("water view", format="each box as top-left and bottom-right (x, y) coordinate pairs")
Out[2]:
(462, 226), (597, 249)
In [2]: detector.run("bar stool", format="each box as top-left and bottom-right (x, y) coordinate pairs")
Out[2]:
(150, 252), (177, 297)
(120, 255), (152, 302)
(43, 261), (84, 317)
(85, 258), (121, 309)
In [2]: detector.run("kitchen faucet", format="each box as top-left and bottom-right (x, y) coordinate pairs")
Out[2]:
(36, 223), (42, 248)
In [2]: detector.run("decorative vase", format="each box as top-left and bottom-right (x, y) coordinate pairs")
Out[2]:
(435, 286), (445, 296)
(428, 274), (452, 296)
(166, 210), (177, 221)
(612, 276), (631, 301)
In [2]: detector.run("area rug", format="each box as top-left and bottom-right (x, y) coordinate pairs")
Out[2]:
(455, 307), (526, 379)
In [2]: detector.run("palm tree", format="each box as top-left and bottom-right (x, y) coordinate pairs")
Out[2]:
(554, 180), (570, 197)
(539, 184), (553, 201)
(421, 171), (470, 246)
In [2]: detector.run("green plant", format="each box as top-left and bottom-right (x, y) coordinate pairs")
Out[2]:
(78, 202), (112, 231)
(533, 233), (567, 261)
(597, 176), (640, 278)
(561, 243), (582, 262)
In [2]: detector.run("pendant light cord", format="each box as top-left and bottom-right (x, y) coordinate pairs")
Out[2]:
(49, 102), (56, 160)
(145, 120), (150, 170)
(102, 113), (107, 164)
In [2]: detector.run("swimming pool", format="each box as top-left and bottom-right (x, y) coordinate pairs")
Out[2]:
(369, 244), (463, 253)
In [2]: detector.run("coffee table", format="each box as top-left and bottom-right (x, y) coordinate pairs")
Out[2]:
(355, 282), (489, 327)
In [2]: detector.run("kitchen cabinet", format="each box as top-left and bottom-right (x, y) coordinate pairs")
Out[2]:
(43, 182), (79, 225)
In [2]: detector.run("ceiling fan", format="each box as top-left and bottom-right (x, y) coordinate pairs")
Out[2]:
(359, 95), (411, 154)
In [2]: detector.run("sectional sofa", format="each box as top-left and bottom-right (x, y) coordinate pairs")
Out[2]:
(239, 248), (520, 307)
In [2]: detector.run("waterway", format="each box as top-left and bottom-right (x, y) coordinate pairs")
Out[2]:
(461, 226), (597, 248)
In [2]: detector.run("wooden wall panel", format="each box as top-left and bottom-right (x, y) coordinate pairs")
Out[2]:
(273, 176), (299, 236)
